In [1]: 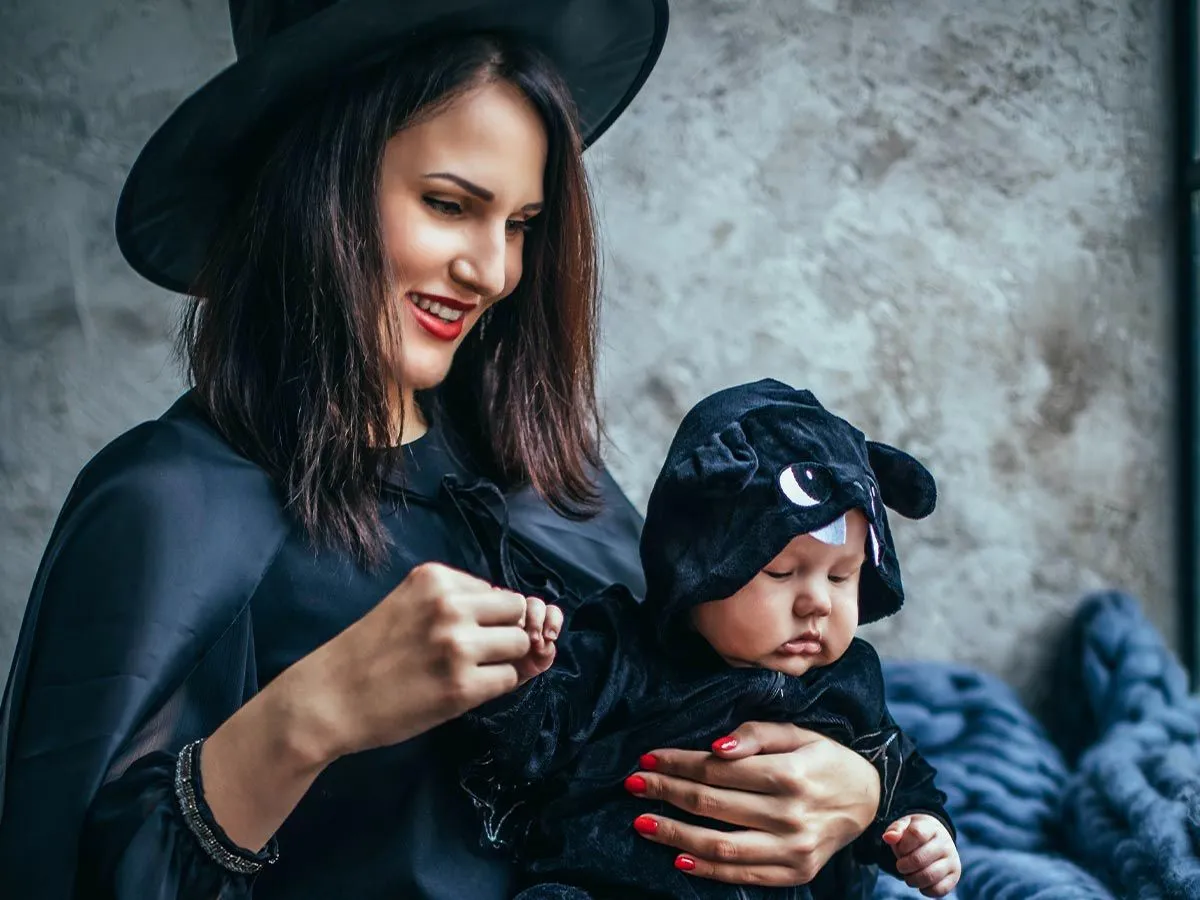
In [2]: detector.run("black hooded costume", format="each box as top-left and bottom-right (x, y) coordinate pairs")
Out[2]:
(453, 379), (956, 900)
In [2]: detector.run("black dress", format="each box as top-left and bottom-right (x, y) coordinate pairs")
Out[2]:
(0, 393), (646, 900)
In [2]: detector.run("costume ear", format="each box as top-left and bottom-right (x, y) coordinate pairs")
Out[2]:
(681, 421), (759, 498)
(866, 441), (936, 519)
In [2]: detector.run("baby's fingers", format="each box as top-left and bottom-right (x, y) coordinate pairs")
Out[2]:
(544, 604), (563, 641)
(887, 814), (943, 860)
(524, 597), (547, 648)
(882, 817), (910, 846)
(906, 858), (959, 896)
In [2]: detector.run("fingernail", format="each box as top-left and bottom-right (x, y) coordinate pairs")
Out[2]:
(633, 814), (658, 835)
(546, 629), (558, 639)
(639, 753), (658, 770)
(624, 774), (647, 794)
(712, 735), (738, 753)
(675, 855), (697, 872)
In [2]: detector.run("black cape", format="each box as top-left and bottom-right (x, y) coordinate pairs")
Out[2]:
(0, 393), (647, 899)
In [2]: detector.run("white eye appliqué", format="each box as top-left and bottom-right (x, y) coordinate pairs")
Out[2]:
(778, 463), (834, 508)
(810, 514), (848, 546)
(869, 523), (883, 567)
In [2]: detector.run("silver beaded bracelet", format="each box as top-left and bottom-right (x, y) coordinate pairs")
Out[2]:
(174, 738), (279, 876)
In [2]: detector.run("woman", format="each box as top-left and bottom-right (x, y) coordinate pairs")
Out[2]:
(0, 2), (884, 898)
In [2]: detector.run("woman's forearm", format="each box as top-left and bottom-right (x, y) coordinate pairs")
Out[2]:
(195, 560), (539, 853)
(198, 663), (339, 852)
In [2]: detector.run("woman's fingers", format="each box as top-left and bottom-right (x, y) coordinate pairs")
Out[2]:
(641, 731), (833, 798)
(625, 770), (786, 831)
(631, 814), (782, 866)
(632, 812), (812, 886)
(703, 721), (818, 759)
(467, 662), (522, 702)
(629, 815), (813, 887)
(671, 857), (805, 887)
(637, 748), (772, 794)
(466, 586), (529, 625)
(465, 624), (533, 664)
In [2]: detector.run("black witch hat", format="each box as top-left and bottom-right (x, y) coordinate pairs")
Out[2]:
(116, 0), (669, 293)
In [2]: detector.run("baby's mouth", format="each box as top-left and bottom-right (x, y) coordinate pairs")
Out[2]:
(778, 632), (823, 656)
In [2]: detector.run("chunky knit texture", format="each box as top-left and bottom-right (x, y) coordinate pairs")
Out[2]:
(873, 591), (1199, 899)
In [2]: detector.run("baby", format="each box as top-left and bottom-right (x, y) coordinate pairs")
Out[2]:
(450, 379), (960, 899)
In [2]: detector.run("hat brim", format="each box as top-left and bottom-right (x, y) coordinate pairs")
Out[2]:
(116, 0), (668, 294)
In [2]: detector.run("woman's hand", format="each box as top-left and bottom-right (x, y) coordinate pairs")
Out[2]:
(290, 562), (547, 759)
(203, 562), (539, 852)
(625, 722), (881, 886)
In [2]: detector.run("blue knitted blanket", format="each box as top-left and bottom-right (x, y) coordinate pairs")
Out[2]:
(873, 591), (1200, 900)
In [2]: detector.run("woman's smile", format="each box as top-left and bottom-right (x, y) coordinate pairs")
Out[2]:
(406, 291), (476, 341)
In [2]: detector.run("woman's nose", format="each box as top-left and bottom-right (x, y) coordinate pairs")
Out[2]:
(451, 226), (507, 299)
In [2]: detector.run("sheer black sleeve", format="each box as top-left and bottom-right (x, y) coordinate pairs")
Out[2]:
(0, 413), (290, 899)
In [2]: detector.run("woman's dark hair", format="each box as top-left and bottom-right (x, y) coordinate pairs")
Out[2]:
(181, 32), (602, 566)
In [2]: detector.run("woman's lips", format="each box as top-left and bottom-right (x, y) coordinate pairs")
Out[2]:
(407, 292), (466, 341)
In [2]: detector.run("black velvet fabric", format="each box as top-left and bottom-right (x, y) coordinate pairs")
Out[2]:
(454, 380), (953, 900)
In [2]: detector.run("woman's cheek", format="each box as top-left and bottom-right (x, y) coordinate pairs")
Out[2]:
(505, 258), (523, 293)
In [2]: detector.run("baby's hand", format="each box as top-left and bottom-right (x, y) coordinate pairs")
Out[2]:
(882, 814), (961, 897)
(513, 596), (563, 684)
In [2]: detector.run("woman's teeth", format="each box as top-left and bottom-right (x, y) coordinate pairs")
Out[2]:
(411, 295), (464, 322)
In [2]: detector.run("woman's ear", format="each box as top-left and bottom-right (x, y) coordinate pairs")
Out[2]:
(676, 421), (760, 499)
(866, 441), (936, 519)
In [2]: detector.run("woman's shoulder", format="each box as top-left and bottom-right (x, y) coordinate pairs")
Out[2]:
(42, 393), (292, 587)
(67, 392), (281, 521)
(31, 393), (294, 629)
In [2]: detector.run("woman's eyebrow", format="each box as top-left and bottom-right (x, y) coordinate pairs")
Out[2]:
(423, 171), (493, 201)
(422, 172), (543, 212)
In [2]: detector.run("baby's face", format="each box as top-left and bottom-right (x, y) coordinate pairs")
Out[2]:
(691, 509), (865, 676)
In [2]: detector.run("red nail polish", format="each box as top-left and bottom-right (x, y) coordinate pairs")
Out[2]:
(624, 774), (647, 794)
(712, 735), (738, 753)
(639, 753), (658, 770)
(675, 855), (697, 872)
(633, 814), (658, 835)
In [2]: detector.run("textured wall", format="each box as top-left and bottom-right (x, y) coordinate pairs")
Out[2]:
(0, 0), (1175, 710)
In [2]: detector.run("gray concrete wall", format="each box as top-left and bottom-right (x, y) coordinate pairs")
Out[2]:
(0, 0), (1175, 710)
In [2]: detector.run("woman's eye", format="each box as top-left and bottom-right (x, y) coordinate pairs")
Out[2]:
(424, 196), (462, 215)
(505, 218), (533, 236)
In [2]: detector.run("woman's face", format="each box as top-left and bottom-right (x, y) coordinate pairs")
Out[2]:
(378, 80), (548, 392)
(691, 510), (866, 677)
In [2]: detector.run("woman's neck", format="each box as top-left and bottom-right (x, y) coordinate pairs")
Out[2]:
(389, 384), (428, 446)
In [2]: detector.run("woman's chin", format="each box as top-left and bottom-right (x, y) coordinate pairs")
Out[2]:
(397, 355), (455, 392)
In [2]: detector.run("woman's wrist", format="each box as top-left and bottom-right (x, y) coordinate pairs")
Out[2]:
(850, 748), (883, 829)
(262, 658), (350, 771)
(199, 673), (337, 852)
